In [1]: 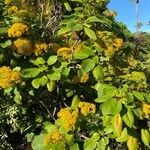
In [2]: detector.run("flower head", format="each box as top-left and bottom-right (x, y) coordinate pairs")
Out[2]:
(80, 74), (89, 83)
(79, 102), (96, 116)
(34, 42), (49, 56)
(8, 6), (18, 14)
(8, 22), (28, 37)
(142, 103), (150, 116)
(13, 38), (33, 56)
(57, 44), (83, 60)
(57, 108), (78, 131)
(57, 47), (72, 59)
(44, 130), (64, 145)
(4, 0), (12, 4)
(0, 66), (21, 89)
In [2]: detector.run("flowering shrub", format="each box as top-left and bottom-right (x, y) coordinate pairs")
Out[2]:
(0, 0), (150, 149)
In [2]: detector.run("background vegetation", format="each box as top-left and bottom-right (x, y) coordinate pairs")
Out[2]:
(0, 0), (149, 150)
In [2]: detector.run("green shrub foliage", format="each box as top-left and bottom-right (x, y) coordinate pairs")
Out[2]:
(0, 0), (149, 149)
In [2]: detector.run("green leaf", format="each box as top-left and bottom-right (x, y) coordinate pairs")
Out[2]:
(95, 83), (117, 97)
(144, 93), (150, 103)
(32, 76), (48, 89)
(126, 93), (134, 103)
(86, 16), (105, 23)
(84, 27), (97, 41)
(0, 40), (11, 48)
(69, 143), (79, 150)
(81, 59), (96, 74)
(57, 27), (71, 35)
(14, 88), (22, 104)
(84, 138), (97, 150)
(64, 2), (72, 11)
(43, 122), (57, 133)
(47, 70), (61, 81)
(47, 55), (57, 65)
(95, 95), (112, 103)
(47, 80), (56, 92)
(141, 129), (150, 147)
(74, 46), (93, 59)
(102, 115), (113, 126)
(91, 133), (100, 142)
(132, 91), (144, 101)
(23, 67), (47, 78)
(123, 109), (134, 128)
(96, 137), (109, 150)
(116, 128), (129, 142)
(71, 24), (83, 31)
(101, 98), (122, 115)
(71, 0), (83, 3)
(30, 57), (46, 66)
(26, 133), (34, 142)
(0, 27), (7, 35)
(71, 95), (80, 109)
(31, 134), (45, 150)
(93, 65), (104, 81)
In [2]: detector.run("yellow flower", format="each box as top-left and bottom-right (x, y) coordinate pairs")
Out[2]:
(57, 108), (78, 131)
(142, 103), (150, 116)
(79, 102), (96, 116)
(130, 71), (146, 82)
(57, 47), (72, 59)
(8, 22), (28, 37)
(0, 66), (21, 89)
(114, 38), (123, 49)
(80, 74), (89, 83)
(103, 10), (117, 18)
(4, 0), (12, 4)
(57, 44), (83, 59)
(44, 130), (64, 145)
(13, 38), (33, 56)
(8, 6), (18, 14)
(97, 31), (123, 57)
(34, 42), (49, 56)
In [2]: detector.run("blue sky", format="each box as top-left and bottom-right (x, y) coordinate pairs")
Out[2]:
(108, 0), (150, 32)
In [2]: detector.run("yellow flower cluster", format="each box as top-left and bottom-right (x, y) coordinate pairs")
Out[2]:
(4, 0), (12, 4)
(8, 6), (18, 14)
(103, 10), (116, 18)
(130, 71), (146, 82)
(97, 31), (123, 57)
(44, 130), (64, 145)
(8, 22), (28, 37)
(57, 47), (72, 59)
(0, 66), (21, 89)
(13, 38), (33, 56)
(80, 74), (89, 83)
(105, 38), (123, 56)
(79, 102), (96, 116)
(121, 71), (147, 89)
(34, 42), (49, 56)
(74, 74), (89, 83)
(57, 108), (78, 131)
(142, 103), (150, 116)
(57, 44), (83, 59)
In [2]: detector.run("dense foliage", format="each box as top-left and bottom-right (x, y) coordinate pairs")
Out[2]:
(0, 0), (149, 150)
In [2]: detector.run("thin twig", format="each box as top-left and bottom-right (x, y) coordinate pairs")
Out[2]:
(39, 101), (56, 121)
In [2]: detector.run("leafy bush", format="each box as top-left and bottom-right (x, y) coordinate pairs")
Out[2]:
(0, 0), (149, 150)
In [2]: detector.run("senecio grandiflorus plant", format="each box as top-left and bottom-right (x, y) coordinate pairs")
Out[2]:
(0, 0), (149, 149)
